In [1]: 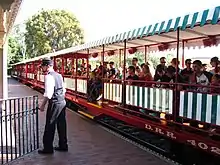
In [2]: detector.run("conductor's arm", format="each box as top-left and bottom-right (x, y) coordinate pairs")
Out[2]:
(39, 75), (55, 111)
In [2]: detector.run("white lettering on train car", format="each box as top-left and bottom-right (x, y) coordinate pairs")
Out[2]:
(187, 140), (220, 155)
(145, 124), (153, 131)
(155, 128), (164, 135)
(166, 131), (177, 139)
(144, 124), (219, 155)
(187, 140), (197, 146)
(198, 142), (208, 150)
(145, 124), (176, 139)
(211, 147), (220, 155)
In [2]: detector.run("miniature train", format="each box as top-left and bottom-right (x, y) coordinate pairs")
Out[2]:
(11, 6), (220, 161)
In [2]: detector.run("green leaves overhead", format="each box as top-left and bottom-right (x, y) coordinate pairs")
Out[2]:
(25, 9), (84, 58)
(8, 36), (23, 67)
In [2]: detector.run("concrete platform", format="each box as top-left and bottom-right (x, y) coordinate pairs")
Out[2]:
(7, 78), (170, 165)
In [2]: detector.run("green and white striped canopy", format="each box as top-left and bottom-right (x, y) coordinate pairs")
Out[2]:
(14, 5), (220, 64)
(72, 5), (220, 53)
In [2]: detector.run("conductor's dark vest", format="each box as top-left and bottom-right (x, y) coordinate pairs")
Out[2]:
(48, 71), (65, 103)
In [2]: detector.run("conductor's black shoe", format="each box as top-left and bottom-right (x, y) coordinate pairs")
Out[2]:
(38, 149), (54, 154)
(54, 146), (68, 152)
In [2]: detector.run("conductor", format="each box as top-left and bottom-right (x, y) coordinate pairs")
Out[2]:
(38, 57), (68, 154)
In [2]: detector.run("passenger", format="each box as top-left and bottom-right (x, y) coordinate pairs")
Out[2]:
(120, 64), (128, 79)
(87, 64), (92, 73)
(136, 67), (142, 77)
(156, 57), (167, 71)
(154, 57), (167, 78)
(139, 64), (153, 86)
(103, 62), (108, 78)
(189, 60), (212, 92)
(170, 58), (181, 73)
(88, 72), (102, 102)
(97, 65), (107, 78)
(65, 67), (70, 75)
(140, 63), (145, 69)
(77, 70), (82, 76)
(126, 66), (139, 85)
(131, 57), (141, 75)
(146, 61), (155, 77)
(88, 71), (96, 90)
(180, 59), (193, 82)
(108, 61), (116, 79)
(80, 65), (86, 76)
(210, 57), (219, 74)
(93, 65), (99, 73)
(115, 69), (122, 80)
(160, 66), (183, 89)
(154, 65), (165, 81)
(70, 68), (75, 78)
(202, 64), (208, 71)
(211, 74), (220, 94)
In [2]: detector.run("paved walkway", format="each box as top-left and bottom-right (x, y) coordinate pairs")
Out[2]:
(7, 78), (170, 165)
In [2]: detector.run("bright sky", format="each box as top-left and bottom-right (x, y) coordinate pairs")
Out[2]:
(15, 0), (220, 42)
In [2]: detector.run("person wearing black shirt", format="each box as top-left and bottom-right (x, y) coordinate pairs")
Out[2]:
(126, 66), (139, 85)
(161, 66), (184, 89)
(108, 61), (116, 79)
(171, 58), (181, 73)
(202, 64), (207, 71)
(154, 57), (167, 78)
(180, 59), (193, 82)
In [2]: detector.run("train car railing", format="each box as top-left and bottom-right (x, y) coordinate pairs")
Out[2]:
(179, 85), (220, 127)
(64, 77), (75, 91)
(104, 82), (122, 103)
(102, 79), (220, 135)
(21, 73), (26, 79)
(103, 79), (174, 115)
(27, 73), (34, 80)
(77, 78), (87, 94)
(125, 85), (173, 114)
(39, 74), (44, 82)
(0, 96), (39, 164)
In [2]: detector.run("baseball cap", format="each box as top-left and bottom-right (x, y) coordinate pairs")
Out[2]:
(41, 57), (53, 66)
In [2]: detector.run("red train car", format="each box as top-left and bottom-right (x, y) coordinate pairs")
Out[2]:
(12, 6), (220, 162)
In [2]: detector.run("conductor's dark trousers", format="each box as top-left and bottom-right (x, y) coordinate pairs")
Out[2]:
(43, 99), (67, 151)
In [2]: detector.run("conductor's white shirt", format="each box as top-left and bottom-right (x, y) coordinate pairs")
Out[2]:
(43, 68), (66, 99)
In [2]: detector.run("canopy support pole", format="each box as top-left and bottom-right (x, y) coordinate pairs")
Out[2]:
(75, 54), (78, 96)
(182, 41), (185, 68)
(174, 28), (180, 122)
(122, 40), (126, 107)
(101, 45), (105, 103)
(144, 45), (147, 63)
(119, 49), (121, 68)
(86, 49), (89, 97)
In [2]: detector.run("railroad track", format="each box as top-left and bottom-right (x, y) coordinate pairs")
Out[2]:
(66, 100), (220, 165)
(66, 101), (180, 165)
(97, 115), (179, 165)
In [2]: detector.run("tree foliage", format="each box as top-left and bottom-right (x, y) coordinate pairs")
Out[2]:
(24, 9), (84, 58)
(7, 24), (25, 68)
(7, 36), (23, 67)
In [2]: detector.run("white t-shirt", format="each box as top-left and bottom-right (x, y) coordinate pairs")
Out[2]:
(196, 73), (210, 92)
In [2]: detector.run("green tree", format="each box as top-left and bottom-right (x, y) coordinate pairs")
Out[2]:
(7, 36), (22, 67)
(11, 23), (26, 59)
(25, 9), (84, 58)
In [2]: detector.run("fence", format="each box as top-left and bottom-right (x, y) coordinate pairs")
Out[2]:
(0, 96), (39, 164)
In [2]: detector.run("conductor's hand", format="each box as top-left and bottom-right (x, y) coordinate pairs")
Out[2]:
(39, 104), (45, 112)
